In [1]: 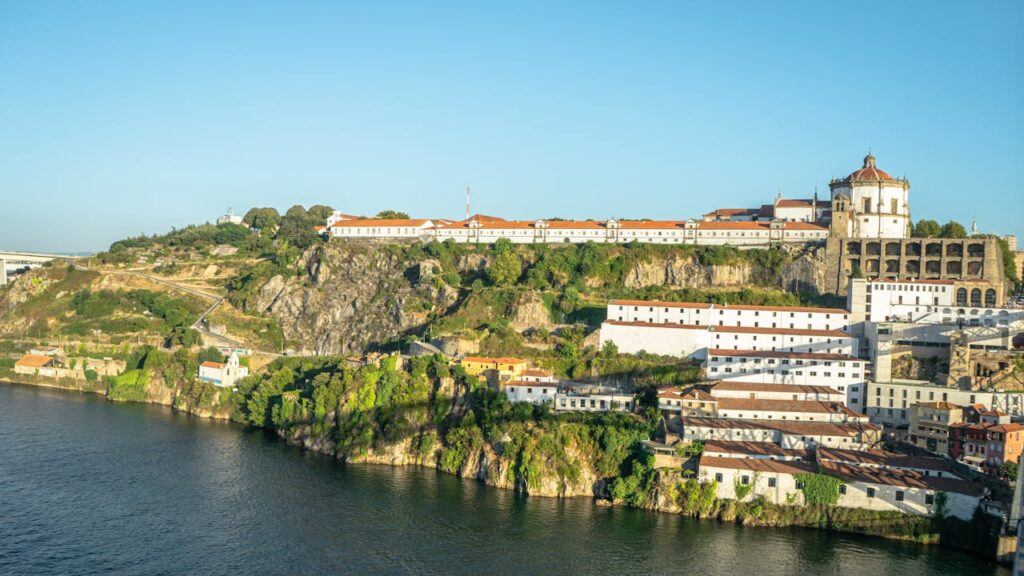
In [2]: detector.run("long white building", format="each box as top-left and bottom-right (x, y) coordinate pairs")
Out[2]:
(606, 300), (850, 331)
(319, 213), (829, 246)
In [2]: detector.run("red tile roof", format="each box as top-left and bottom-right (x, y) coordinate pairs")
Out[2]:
(702, 440), (812, 460)
(819, 461), (983, 497)
(15, 354), (54, 368)
(816, 447), (954, 473)
(699, 454), (817, 475)
(330, 218), (432, 228)
(775, 199), (814, 208)
(200, 361), (225, 369)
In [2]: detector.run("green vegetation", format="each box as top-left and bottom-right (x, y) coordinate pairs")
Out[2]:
(912, 219), (942, 238)
(794, 473), (842, 506)
(940, 220), (967, 239)
(106, 369), (150, 402)
(375, 210), (410, 219)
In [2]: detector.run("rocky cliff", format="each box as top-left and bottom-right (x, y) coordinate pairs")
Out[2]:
(242, 241), (834, 356)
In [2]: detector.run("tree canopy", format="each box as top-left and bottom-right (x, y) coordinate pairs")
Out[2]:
(376, 210), (410, 219)
(940, 221), (967, 238)
(912, 219), (941, 238)
(243, 207), (281, 231)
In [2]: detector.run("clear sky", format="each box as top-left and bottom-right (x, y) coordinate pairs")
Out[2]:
(1, 1), (1022, 253)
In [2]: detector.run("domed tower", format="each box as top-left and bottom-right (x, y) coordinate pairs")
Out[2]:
(829, 153), (911, 239)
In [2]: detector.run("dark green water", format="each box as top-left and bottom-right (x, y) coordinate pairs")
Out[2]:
(0, 383), (1008, 575)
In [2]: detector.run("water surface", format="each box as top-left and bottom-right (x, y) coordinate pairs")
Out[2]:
(0, 383), (1008, 575)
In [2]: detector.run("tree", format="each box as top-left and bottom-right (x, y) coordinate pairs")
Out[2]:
(277, 205), (321, 249)
(375, 210), (410, 220)
(198, 347), (225, 364)
(243, 207), (281, 231)
(307, 205), (334, 223)
(487, 250), (521, 286)
(940, 221), (967, 238)
(1000, 460), (1018, 482)
(912, 219), (941, 238)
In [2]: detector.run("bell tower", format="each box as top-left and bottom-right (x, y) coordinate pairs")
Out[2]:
(830, 192), (852, 238)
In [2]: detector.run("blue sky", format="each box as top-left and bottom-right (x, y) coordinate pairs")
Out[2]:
(1, 1), (1022, 253)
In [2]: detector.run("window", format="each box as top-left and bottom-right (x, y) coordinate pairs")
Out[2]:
(740, 475), (750, 485)
(715, 473), (723, 482)
(895, 491), (904, 502)
(867, 487), (876, 498)
(925, 493), (934, 505)
(839, 485), (846, 495)
(768, 477), (776, 488)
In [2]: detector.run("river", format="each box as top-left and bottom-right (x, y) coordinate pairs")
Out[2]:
(0, 383), (1008, 575)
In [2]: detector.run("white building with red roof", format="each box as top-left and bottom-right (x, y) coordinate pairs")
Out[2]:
(198, 352), (249, 388)
(829, 153), (911, 239)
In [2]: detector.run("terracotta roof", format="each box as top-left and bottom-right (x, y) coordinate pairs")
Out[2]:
(819, 461), (983, 497)
(775, 199), (814, 208)
(200, 361), (225, 369)
(702, 440), (812, 460)
(710, 381), (843, 396)
(706, 348), (861, 361)
(816, 447), (954, 474)
(657, 388), (687, 400)
(946, 420), (1024, 432)
(522, 369), (553, 378)
(683, 416), (880, 437)
(330, 218), (432, 228)
(682, 389), (715, 401)
(841, 154), (897, 183)
(608, 300), (848, 315)
(703, 208), (758, 218)
(15, 354), (54, 368)
(699, 454), (817, 475)
(695, 221), (828, 232)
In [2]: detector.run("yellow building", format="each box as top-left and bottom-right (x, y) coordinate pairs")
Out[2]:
(459, 356), (530, 385)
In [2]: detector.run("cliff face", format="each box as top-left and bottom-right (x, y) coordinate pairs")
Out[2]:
(623, 245), (830, 292)
(252, 244), (459, 355)
(244, 242), (833, 355)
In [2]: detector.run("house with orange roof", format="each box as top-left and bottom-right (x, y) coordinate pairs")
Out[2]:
(197, 351), (249, 388)
(459, 356), (530, 385)
(13, 354), (58, 377)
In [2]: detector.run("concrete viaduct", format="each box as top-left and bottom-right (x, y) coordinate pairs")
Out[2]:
(0, 251), (80, 286)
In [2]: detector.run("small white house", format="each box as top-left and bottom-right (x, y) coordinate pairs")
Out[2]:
(198, 351), (249, 388)
(555, 387), (635, 413)
(504, 381), (558, 405)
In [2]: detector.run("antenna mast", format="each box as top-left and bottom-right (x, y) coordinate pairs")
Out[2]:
(465, 186), (471, 219)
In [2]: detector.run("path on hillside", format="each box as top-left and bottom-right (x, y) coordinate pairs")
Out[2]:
(72, 263), (277, 354)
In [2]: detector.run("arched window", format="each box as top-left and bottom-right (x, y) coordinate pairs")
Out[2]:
(970, 288), (982, 307)
(956, 288), (967, 306)
(984, 289), (996, 307)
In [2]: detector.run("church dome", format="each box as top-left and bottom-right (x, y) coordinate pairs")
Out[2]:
(846, 153), (894, 181)
(830, 152), (908, 189)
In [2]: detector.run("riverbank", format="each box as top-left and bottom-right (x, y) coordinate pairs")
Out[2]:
(1, 372), (1009, 566)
